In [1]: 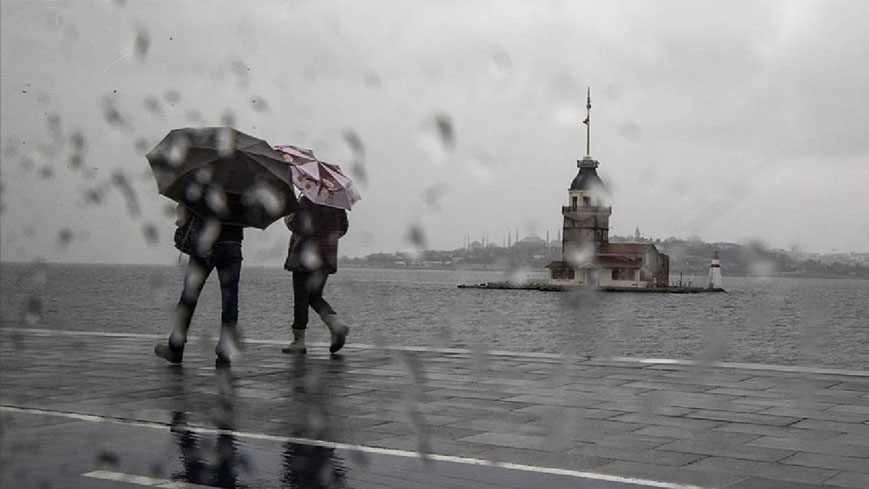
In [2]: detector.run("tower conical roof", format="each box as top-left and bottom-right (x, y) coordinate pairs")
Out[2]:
(569, 158), (605, 191)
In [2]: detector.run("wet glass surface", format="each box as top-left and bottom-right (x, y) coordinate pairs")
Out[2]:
(2, 2), (869, 488)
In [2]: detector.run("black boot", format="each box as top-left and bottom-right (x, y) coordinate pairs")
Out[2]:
(155, 343), (184, 364)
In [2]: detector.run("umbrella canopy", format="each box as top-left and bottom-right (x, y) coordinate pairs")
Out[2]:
(274, 144), (361, 210)
(147, 127), (298, 229)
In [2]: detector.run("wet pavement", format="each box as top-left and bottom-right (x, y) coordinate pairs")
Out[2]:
(2, 328), (869, 489)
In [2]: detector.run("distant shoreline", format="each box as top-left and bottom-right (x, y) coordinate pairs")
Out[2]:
(1, 261), (866, 280)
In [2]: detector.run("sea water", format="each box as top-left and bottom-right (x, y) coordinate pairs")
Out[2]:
(1, 262), (866, 370)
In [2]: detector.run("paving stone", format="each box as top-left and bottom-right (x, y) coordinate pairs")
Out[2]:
(704, 387), (795, 399)
(758, 406), (869, 423)
(445, 418), (549, 437)
(358, 409), (465, 426)
(511, 404), (619, 420)
(640, 391), (751, 409)
(591, 433), (676, 451)
(683, 409), (802, 426)
(684, 456), (839, 484)
(724, 476), (843, 489)
(791, 419), (869, 436)
(747, 436), (869, 458)
(780, 452), (869, 473)
(456, 432), (556, 451)
(589, 401), (695, 416)
(826, 433), (869, 446)
(632, 425), (762, 444)
(713, 422), (842, 441)
(471, 446), (610, 471)
(619, 381), (716, 393)
(657, 438), (795, 462)
(609, 412), (724, 430)
(498, 394), (603, 408)
(828, 404), (869, 415)
(824, 471), (869, 489)
(571, 445), (704, 467)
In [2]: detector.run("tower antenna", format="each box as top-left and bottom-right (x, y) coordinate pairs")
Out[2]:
(583, 87), (591, 157)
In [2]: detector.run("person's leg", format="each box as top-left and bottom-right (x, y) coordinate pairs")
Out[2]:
(156, 254), (213, 363)
(214, 242), (242, 365)
(306, 271), (335, 319)
(283, 271), (311, 354)
(307, 271), (348, 354)
(172, 255), (213, 346)
(292, 270), (312, 329)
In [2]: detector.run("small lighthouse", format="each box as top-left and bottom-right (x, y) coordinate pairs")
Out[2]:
(707, 250), (724, 290)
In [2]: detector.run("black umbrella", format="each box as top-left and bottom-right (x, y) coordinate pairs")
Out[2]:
(147, 127), (298, 229)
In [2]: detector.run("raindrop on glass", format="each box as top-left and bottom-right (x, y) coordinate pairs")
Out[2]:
(142, 223), (159, 245)
(134, 26), (150, 60)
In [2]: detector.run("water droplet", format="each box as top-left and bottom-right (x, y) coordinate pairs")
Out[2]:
(143, 96), (161, 115)
(216, 127), (235, 157)
(58, 229), (74, 248)
(221, 110), (236, 127)
(489, 49), (512, 81)
(185, 109), (203, 124)
(465, 152), (494, 184)
(163, 90), (181, 104)
(250, 96), (268, 112)
(142, 223), (159, 245)
(46, 113), (61, 137)
(300, 243), (322, 270)
(243, 183), (283, 217)
(134, 26), (150, 59)
(22, 295), (42, 326)
(111, 171), (141, 216)
(417, 113), (455, 164)
(166, 136), (190, 167)
(422, 184), (447, 210)
(95, 451), (120, 470)
(619, 122), (642, 142)
(84, 187), (104, 205)
(343, 130), (365, 158)
(406, 225), (427, 250)
(101, 97), (128, 128)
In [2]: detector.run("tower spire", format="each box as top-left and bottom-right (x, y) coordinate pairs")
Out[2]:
(583, 87), (591, 157)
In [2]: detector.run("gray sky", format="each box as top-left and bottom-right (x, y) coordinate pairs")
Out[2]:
(2, 0), (868, 265)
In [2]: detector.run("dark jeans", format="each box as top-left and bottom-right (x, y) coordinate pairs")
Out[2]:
(292, 270), (335, 330)
(172, 242), (243, 346)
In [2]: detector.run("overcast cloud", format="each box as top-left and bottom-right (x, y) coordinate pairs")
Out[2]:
(1, 0), (868, 265)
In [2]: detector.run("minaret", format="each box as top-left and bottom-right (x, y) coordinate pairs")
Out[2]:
(562, 87), (611, 264)
(707, 250), (724, 290)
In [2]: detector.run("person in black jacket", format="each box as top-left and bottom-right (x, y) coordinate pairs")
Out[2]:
(281, 196), (349, 354)
(155, 203), (245, 367)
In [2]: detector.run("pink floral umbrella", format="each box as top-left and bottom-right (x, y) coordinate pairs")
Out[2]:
(274, 145), (361, 210)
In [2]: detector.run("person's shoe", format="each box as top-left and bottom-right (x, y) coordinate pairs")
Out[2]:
(324, 314), (349, 354)
(215, 354), (231, 369)
(281, 328), (307, 354)
(155, 343), (183, 364)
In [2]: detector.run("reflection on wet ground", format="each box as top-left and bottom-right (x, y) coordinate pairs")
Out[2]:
(3, 410), (664, 489)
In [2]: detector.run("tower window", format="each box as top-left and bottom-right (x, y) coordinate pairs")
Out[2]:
(572, 197), (577, 209)
(583, 196), (591, 206)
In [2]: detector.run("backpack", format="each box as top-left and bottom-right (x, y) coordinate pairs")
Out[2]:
(174, 211), (208, 257)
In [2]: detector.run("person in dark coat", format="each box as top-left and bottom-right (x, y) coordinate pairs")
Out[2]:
(155, 201), (245, 367)
(282, 196), (349, 354)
